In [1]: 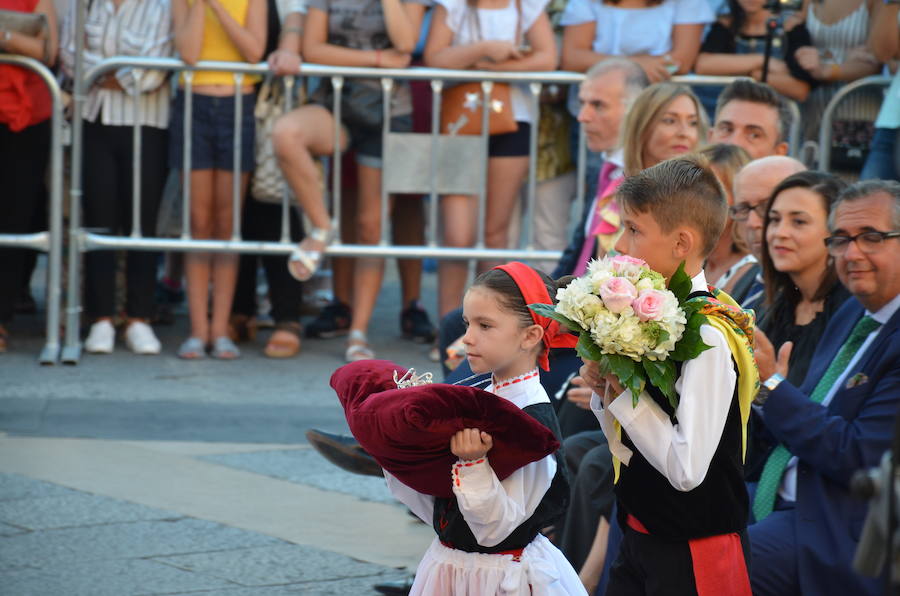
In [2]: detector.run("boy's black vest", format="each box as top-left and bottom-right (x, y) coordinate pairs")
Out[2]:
(616, 292), (748, 541)
(432, 402), (570, 553)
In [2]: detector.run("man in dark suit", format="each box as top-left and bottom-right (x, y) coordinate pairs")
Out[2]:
(750, 179), (900, 596)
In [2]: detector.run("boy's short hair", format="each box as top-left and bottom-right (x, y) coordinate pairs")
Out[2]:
(616, 156), (728, 257)
(715, 78), (792, 144)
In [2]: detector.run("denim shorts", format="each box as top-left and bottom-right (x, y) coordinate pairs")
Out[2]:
(346, 114), (413, 169)
(168, 91), (256, 172)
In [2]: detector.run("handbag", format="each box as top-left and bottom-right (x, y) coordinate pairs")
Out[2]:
(251, 76), (293, 204)
(439, 0), (521, 137)
(0, 9), (49, 62)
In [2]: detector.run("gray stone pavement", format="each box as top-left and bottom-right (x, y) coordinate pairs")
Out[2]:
(0, 260), (442, 595)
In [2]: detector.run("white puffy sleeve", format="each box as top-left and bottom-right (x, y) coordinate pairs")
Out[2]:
(451, 454), (556, 547)
(383, 470), (435, 525)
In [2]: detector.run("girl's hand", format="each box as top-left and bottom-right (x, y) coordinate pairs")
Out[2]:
(268, 49), (301, 76)
(451, 428), (494, 461)
(481, 40), (521, 63)
(379, 48), (412, 68)
(630, 55), (672, 83)
(794, 46), (820, 75)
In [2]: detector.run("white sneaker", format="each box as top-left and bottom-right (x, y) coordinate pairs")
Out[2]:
(85, 320), (115, 354)
(125, 321), (161, 355)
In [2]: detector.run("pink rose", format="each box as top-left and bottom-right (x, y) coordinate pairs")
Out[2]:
(610, 254), (647, 274)
(632, 289), (667, 322)
(599, 277), (638, 314)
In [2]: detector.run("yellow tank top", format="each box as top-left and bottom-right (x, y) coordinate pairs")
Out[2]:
(182, 0), (260, 87)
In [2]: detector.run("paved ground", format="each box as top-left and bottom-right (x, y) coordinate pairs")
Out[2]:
(0, 260), (441, 595)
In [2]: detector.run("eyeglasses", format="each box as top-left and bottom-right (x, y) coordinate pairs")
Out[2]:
(728, 202), (767, 221)
(824, 230), (900, 255)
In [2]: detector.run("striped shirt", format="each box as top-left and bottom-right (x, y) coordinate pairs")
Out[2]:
(801, 0), (881, 141)
(60, 0), (174, 129)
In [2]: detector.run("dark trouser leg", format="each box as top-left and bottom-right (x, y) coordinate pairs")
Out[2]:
(232, 198), (259, 318)
(559, 433), (614, 570)
(748, 507), (799, 596)
(259, 201), (304, 323)
(0, 121), (50, 324)
(607, 527), (699, 596)
(123, 126), (167, 319)
(82, 122), (120, 319)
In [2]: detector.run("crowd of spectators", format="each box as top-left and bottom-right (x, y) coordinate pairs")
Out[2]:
(2, 0), (900, 594)
(0, 0), (892, 359)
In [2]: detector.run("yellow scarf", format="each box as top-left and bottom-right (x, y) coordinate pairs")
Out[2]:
(611, 288), (760, 483)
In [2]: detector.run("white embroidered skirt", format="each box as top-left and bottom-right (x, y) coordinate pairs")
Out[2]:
(410, 534), (587, 596)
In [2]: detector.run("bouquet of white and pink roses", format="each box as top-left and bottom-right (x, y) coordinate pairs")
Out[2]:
(529, 255), (711, 408)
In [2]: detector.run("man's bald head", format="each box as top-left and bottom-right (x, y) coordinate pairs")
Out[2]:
(732, 156), (807, 258)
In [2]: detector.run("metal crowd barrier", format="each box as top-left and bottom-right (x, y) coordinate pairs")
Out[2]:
(61, 57), (805, 363)
(0, 55), (64, 365)
(817, 75), (892, 173)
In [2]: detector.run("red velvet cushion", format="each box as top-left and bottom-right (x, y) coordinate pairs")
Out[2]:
(330, 360), (560, 498)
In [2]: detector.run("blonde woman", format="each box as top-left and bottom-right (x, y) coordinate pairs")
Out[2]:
(584, 82), (706, 262)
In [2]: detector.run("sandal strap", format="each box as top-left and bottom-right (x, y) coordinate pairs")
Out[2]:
(274, 321), (303, 336)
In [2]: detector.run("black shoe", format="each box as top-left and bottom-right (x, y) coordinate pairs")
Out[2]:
(373, 578), (414, 595)
(400, 300), (436, 344)
(305, 429), (383, 477)
(305, 301), (351, 339)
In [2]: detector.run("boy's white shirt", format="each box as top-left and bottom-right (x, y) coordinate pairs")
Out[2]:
(384, 372), (557, 547)
(590, 271), (738, 492)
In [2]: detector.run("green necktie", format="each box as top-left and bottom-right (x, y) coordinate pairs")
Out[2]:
(752, 315), (881, 522)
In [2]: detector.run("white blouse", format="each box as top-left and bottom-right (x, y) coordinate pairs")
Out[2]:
(60, 0), (174, 129)
(437, 0), (550, 124)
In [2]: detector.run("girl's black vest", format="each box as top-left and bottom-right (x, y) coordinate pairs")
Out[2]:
(432, 402), (570, 553)
(616, 292), (748, 541)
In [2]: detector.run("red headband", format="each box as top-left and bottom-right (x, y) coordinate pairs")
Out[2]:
(494, 262), (578, 371)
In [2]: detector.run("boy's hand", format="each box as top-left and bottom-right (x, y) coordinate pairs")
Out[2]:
(451, 428), (493, 461)
(754, 329), (792, 381)
(566, 376), (594, 410)
(579, 360), (605, 392)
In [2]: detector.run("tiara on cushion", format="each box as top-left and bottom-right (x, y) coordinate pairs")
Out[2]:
(394, 368), (434, 389)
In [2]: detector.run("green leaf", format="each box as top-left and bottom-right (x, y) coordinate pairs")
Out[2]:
(576, 332), (604, 362)
(643, 359), (678, 409)
(528, 303), (583, 333)
(670, 312), (714, 361)
(668, 261), (693, 303)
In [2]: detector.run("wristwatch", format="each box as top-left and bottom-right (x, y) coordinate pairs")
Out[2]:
(755, 372), (785, 406)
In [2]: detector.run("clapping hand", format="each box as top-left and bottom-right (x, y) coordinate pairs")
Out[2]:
(566, 376), (594, 410)
(754, 328), (792, 381)
(451, 428), (494, 461)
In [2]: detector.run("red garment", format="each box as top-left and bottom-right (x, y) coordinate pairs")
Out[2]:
(0, 0), (52, 131)
(330, 359), (560, 498)
(626, 514), (752, 596)
(493, 262), (578, 370)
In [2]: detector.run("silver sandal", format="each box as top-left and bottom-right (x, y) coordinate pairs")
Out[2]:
(345, 330), (374, 362)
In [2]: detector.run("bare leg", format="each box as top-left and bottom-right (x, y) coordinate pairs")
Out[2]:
(438, 194), (477, 317)
(393, 195), (424, 305)
(479, 156), (529, 273)
(348, 164), (386, 347)
(185, 170), (215, 345)
(273, 105), (347, 279)
(209, 170), (248, 342)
